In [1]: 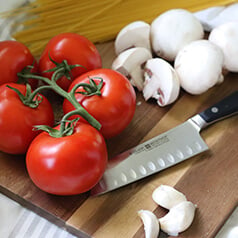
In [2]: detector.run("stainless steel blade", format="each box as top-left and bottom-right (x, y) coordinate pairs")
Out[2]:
(91, 91), (238, 196)
(91, 118), (208, 195)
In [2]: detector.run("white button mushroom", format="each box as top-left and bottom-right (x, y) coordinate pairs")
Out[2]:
(114, 21), (151, 55)
(209, 21), (238, 72)
(174, 39), (224, 95)
(151, 9), (204, 61)
(152, 185), (187, 210)
(143, 58), (180, 106)
(138, 210), (160, 238)
(159, 201), (196, 236)
(111, 47), (152, 91)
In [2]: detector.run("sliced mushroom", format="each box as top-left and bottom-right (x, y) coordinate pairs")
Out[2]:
(151, 9), (204, 61)
(143, 58), (180, 106)
(152, 185), (187, 210)
(138, 210), (160, 238)
(114, 21), (151, 55)
(159, 201), (196, 236)
(174, 39), (224, 95)
(112, 47), (152, 91)
(209, 21), (238, 72)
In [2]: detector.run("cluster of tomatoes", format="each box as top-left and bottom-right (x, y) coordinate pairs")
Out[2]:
(0, 33), (136, 195)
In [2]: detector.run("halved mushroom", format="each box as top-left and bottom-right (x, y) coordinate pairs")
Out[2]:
(114, 21), (151, 55)
(151, 9), (204, 61)
(143, 58), (180, 106)
(111, 47), (152, 91)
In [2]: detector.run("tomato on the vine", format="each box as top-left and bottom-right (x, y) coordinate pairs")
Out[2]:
(26, 122), (108, 195)
(39, 33), (102, 90)
(63, 68), (136, 139)
(0, 83), (54, 154)
(0, 40), (38, 88)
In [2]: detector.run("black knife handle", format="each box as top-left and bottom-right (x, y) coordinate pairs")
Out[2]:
(199, 91), (238, 124)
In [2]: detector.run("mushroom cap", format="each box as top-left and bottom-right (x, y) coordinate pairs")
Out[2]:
(209, 21), (238, 72)
(112, 47), (152, 91)
(143, 58), (180, 106)
(115, 21), (151, 55)
(151, 9), (204, 61)
(174, 40), (224, 95)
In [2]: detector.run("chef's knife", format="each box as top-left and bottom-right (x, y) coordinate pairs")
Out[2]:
(91, 91), (238, 196)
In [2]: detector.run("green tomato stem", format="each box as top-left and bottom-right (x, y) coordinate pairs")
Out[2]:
(70, 77), (103, 97)
(6, 84), (44, 109)
(17, 68), (101, 131)
(35, 109), (94, 138)
(58, 109), (83, 135)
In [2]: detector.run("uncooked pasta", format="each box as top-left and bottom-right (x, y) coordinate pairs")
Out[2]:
(1, 0), (236, 56)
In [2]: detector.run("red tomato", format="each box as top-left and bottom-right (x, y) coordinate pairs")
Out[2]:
(63, 69), (136, 138)
(39, 33), (102, 90)
(26, 122), (108, 195)
(0, 40), (38, 88)
(0, 83), (54, 154)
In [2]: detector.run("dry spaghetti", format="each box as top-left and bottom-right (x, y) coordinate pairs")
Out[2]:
(1, 0), (236, 56)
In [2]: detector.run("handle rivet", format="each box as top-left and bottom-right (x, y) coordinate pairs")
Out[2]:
(211, 107), (219, 113)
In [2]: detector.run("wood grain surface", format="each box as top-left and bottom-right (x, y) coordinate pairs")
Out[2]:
(0, 41), (237, 238)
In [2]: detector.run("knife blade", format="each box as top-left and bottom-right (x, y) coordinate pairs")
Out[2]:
(91, 91), (238, 196)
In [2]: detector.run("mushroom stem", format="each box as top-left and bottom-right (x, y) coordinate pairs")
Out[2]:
(112, 47), (152, 91)
(143, 58), (180, 106)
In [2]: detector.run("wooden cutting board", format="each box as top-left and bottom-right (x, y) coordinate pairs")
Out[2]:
(0, 41), (237, 238)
